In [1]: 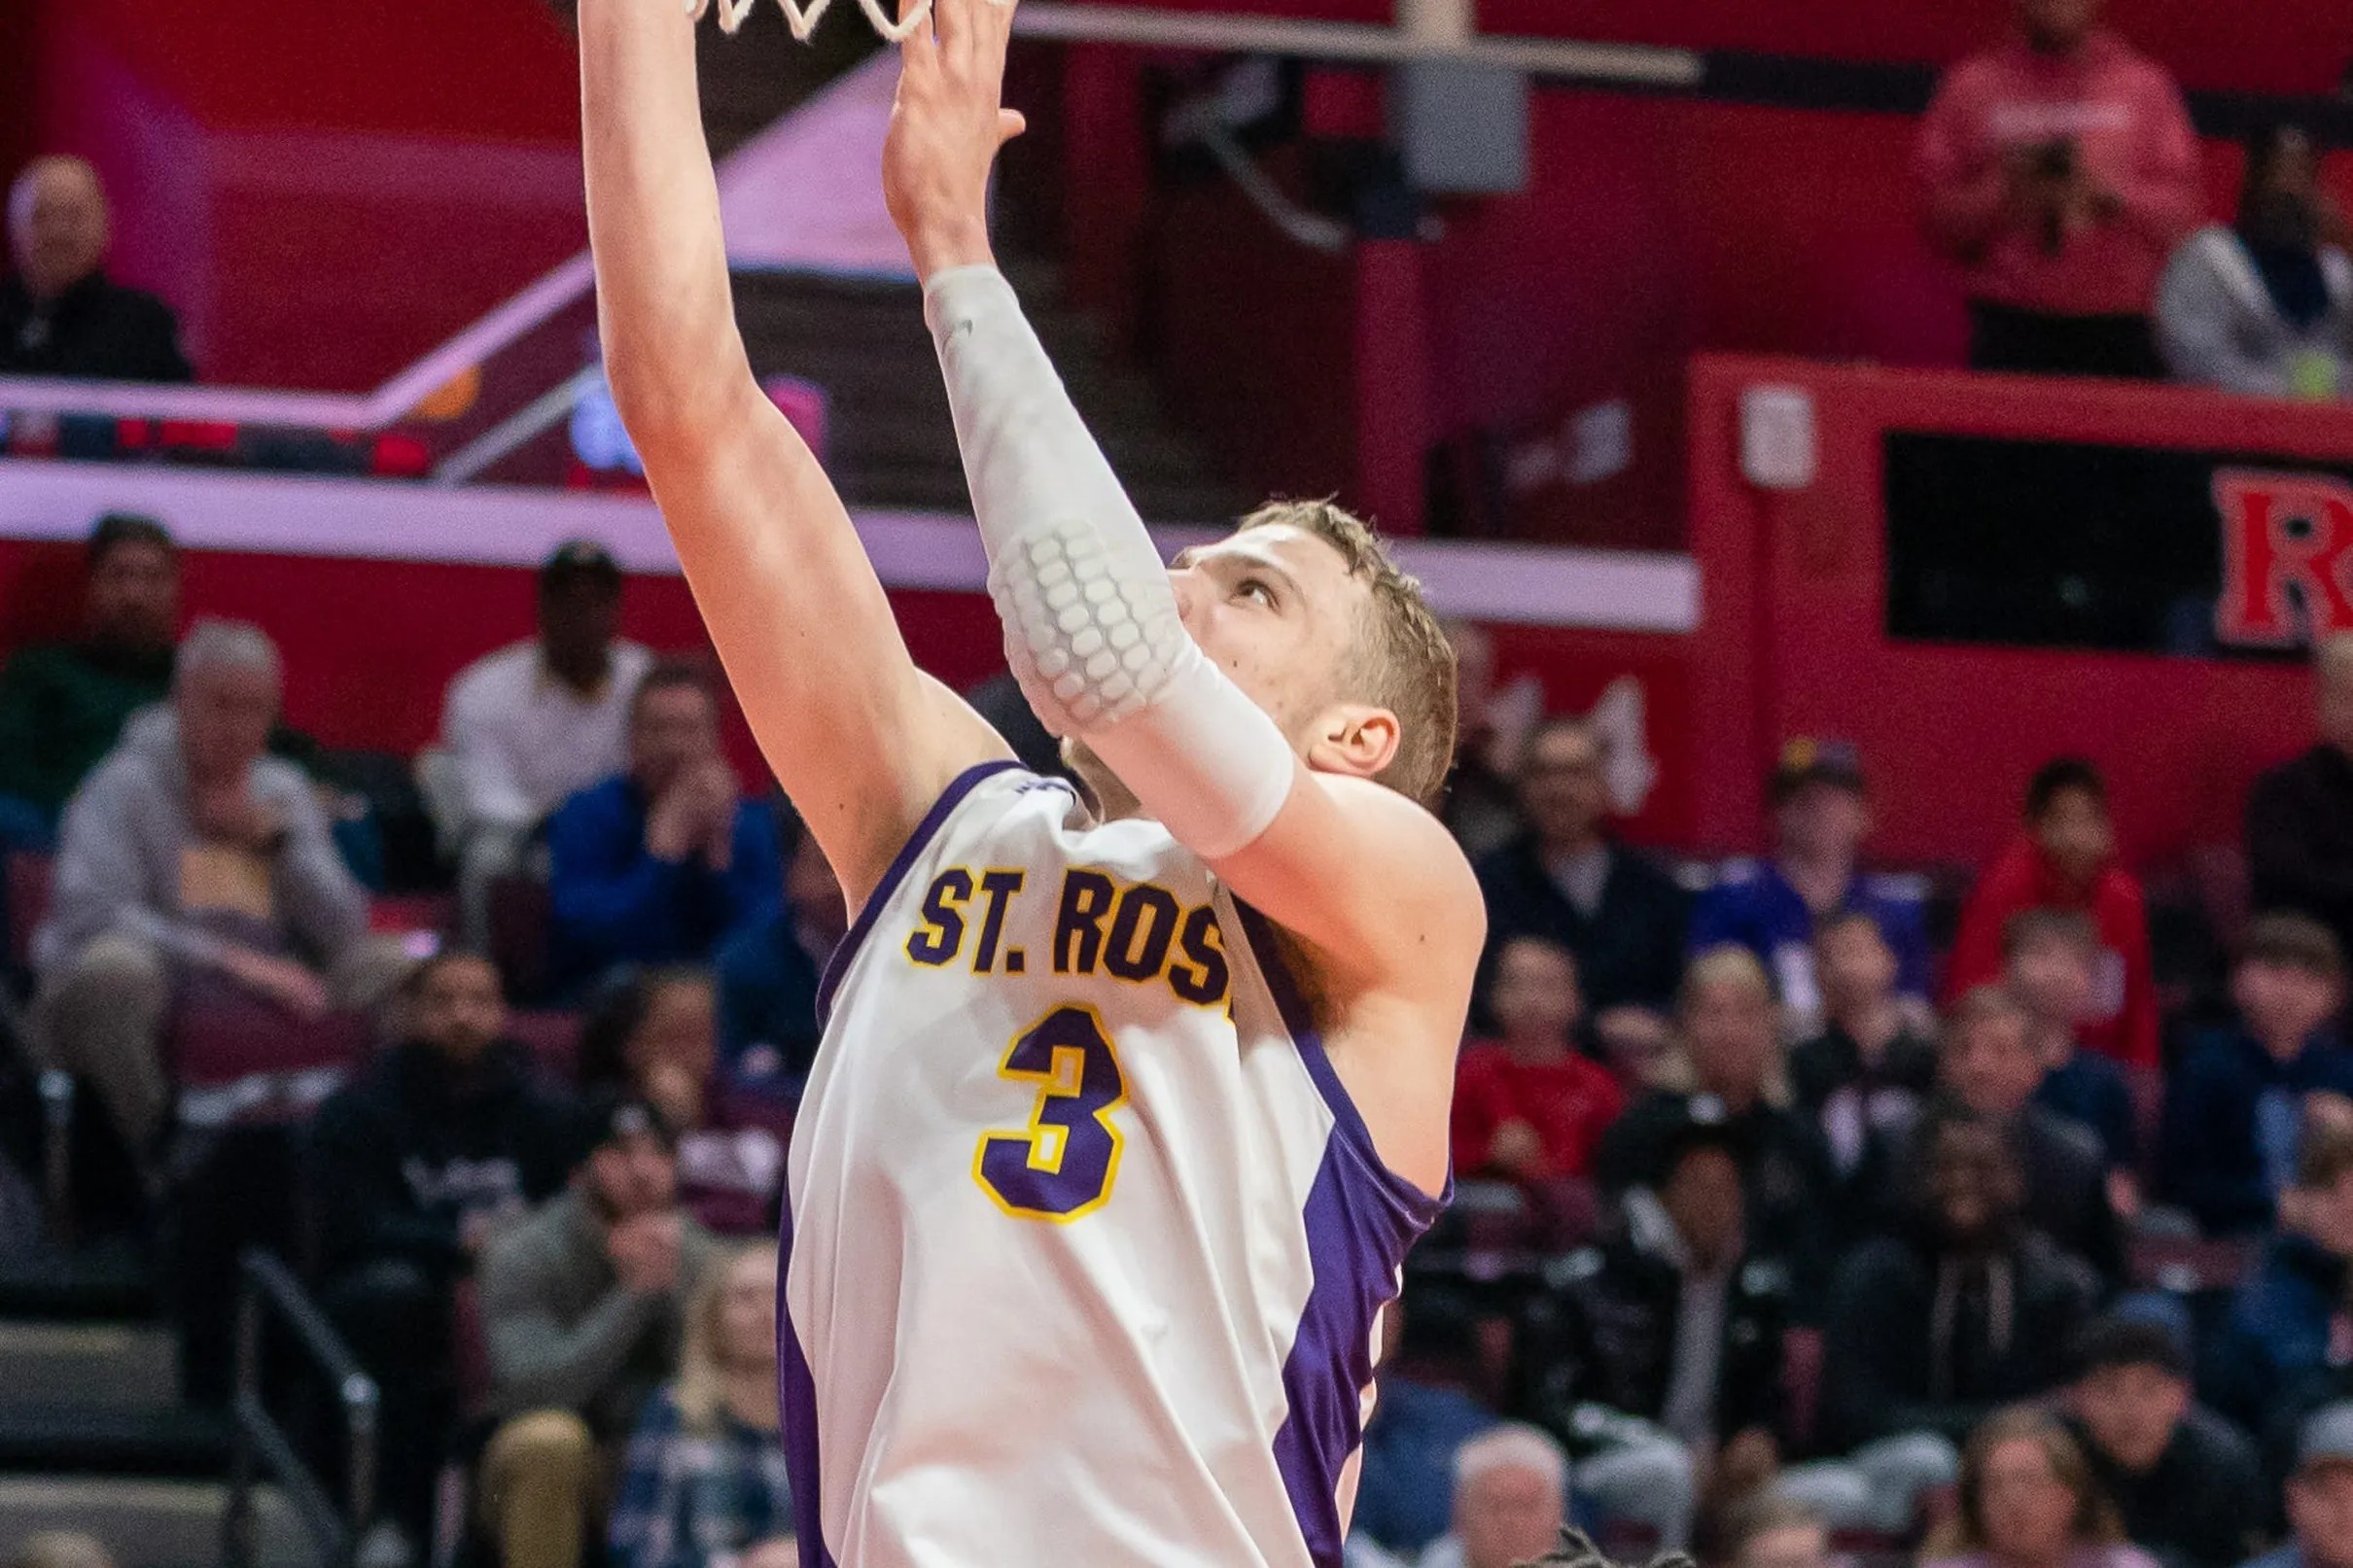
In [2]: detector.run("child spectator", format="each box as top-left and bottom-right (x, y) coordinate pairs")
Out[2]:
(1928, 986), (2125, 1284)
(1689, 741), (1931, 1037)
(1513, 1107), (1790, 1550)
(610, 1241), (795, 1568)
(1920, 1409), (2161, 1568)
(2008, 909), (2139, 1194)
(2209, 1112), (2353, 1444)
(2063, 1315), (2264, 1568)
(2160, 916), (2353, 1237)
(1452, 937), (1624, 1185)
(1597, 948), (1840, 1307)
(476, 1097), (720, 1568)
(1949, 759), (2158, 1069)
(1789, 911), (1938, 1192)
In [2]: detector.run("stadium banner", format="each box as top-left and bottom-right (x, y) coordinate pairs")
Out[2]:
(1884, 433), (2353, 655)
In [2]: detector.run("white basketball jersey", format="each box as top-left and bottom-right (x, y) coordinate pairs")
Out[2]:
(780, 762), (1445, 1568)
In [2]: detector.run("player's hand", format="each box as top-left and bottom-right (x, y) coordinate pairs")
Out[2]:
(882, 0), (1026, 281)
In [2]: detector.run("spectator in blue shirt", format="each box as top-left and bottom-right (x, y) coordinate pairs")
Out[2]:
(2162, 916), (2353, 1237)
(1689, 740), (1930, 1036)
(546, 663), (782, 997)
(1351, 1303), (1498, 1560)
(2011, 909), (2139, 1178)
(610, 1240), (794, 1568)
(715, 822), (847, 1099)
(2208, 1112), (2353, 1443)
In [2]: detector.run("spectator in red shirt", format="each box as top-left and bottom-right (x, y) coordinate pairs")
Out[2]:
(1451, 935), (1624, 1184)
(1917, 0), (2201, 378)
(1949, 759), (2159, 1070)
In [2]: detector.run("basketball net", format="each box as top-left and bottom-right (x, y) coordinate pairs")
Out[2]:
(685, 0), (933, 43)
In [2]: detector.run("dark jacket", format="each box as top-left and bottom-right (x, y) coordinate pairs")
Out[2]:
(1512, 1221), (1792, 1452)
(308, 1040), (582, 1280)
(1816, 1226), (2100, 1453)
(2248, 745), (2353, 966)
(1867, 1100), (2125, 1285)
(2037, 1051), (2139, 1171)
(2209, 1234), (2353, 1438)
(0, 271), (193, 382)
(2160, 1028), (2353, 1237)
(2071, 1404), (2265, 1568)
(1596, 1091), (1839, 1310)
(1788, 1025), (1938, 1213)
(1475, 833), (1690, 1014)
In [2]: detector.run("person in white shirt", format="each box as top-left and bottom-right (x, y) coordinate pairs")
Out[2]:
(429, 540), (652, 947)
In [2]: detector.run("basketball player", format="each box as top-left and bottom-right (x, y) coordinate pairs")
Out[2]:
(579, 0), (1482, 1561)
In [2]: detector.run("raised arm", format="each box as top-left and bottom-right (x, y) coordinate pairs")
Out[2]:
(579, 0), (1006, 910)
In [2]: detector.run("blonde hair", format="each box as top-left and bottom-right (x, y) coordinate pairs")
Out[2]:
(674, 1240), (780, 1433)
(1926, 1408), (2123, 1558)
(1234, 500), (1458, 811)
(1657, 945), (1788, 1105)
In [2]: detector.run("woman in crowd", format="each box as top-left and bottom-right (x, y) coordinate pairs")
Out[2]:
(579, 967), (784, 1234)
(1922, 1410), (2159, 1568)
(610, 1241), (795, 1568)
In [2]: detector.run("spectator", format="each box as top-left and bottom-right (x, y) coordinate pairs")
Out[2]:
(2160, 125), (2353, 400)
(2248, 635), (2353, 965)
(1418, 1425), (1569, 1568)
(1353, 1305), (1499, 1563)
(714, 823), (846, 1098)
(1441, 620), (1535, 864)
(1915, 0), (2200, 378)
(308, 949), (583, 1544)
(477, 1096), (720, 1568)
(1596, 948), (1841, 1305)
(2, 156), (191, 382)
(2064, 1315), (2265, 1568)
(432, 540), (653, 950)
(1949, 759), (2159, 1070)
(1788, 911), (1938, 1196)
(1723, 1497), (1834, 1568)
(2244, 1405), (2353, 1568)
(579, 968), (783, 1236)
(545, 663), (782, 997)
(1474, 717), (1689, 1035)
(2010, 909), (2139, 1176)
(31, 620), (406, 1162)
(1920, 1409), (2160, 1568)
(1929, 985), (2125, 1282)
(1513, 1108), (1789, 1550)
(610, 1241), (794, 1568)
(1688, 740), (1930, 1036)
(0, 514), (178, 831)
(2160, 915), (2353, 1237)
(1817, 1104), (2100, 1468)
(2209, 1113), (2353, 1440)
(1452, 937), (1624, 1186)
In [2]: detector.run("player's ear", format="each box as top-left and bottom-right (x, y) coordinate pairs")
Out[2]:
(1305, 704), (1400, 782)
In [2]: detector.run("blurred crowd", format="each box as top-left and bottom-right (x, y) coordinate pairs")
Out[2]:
(0, 505), (2339, 1568)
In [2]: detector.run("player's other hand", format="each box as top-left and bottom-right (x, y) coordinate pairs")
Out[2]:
(882, 0), (1026, 281)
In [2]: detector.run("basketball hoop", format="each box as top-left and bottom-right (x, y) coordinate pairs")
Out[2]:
(685, 0), (940, 44)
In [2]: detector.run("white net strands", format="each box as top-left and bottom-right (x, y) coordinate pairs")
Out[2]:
(685, 0), (1002, 44)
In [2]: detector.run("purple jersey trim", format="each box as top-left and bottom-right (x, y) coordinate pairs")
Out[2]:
(776, 1193), (838, 1568)
(814, 760), (1025, 1028)
(1232, 900), (1449, 1225)
(1233, 900), (1450, 1566)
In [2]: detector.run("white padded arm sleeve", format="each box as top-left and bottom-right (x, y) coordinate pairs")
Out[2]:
(925, 264), (1293, 857)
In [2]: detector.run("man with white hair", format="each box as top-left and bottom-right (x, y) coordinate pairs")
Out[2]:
(1411, 1424), (1572, 1568)
(2, 156), (191, 381)
(33, 619), (404, 1163)
(2249, 634), (2353, 967)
